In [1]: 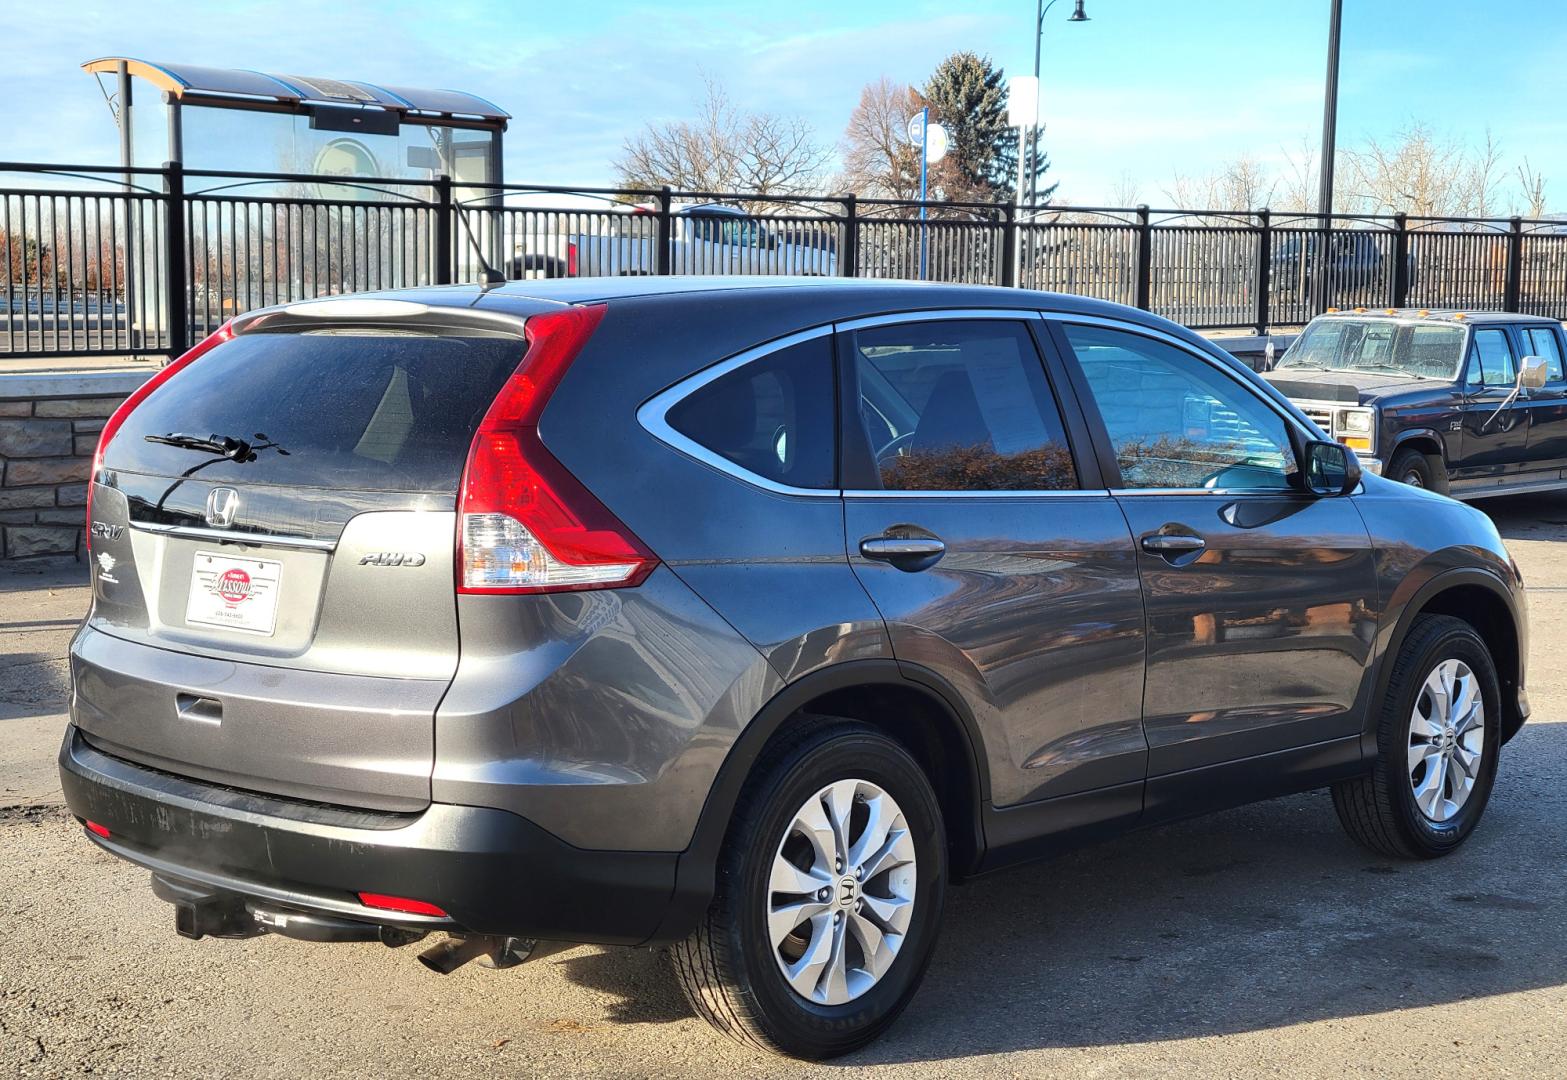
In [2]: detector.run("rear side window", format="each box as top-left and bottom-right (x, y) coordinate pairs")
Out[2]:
(108, 331), (522, 491)
(665, 336), (835, 490)
(846, 320), (1077, 491)
(1524, 326), (1565, 381)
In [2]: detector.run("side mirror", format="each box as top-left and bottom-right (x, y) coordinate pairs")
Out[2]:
(1519, 355), (1549, 392)
(1303, 439), (1361, 497)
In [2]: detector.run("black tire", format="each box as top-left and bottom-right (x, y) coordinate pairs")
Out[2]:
(1387, 446), (1449, 495)
(1332, 615), (1501, 859)
(670, 717), (946, 1059)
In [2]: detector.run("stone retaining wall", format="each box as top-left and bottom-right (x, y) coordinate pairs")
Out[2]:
(0, 370), (153, 561)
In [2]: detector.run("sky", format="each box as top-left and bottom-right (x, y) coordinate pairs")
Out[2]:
(4, 0), (1567, 209)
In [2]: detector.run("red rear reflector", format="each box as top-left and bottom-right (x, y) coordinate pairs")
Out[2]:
(357, 892), (448, 917)
(85, 820), (111, 838)
(87, 321), (235, 549)
(456, 305), (658, 594)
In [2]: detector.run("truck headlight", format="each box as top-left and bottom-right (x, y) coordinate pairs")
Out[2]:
(1336, 408), (1373, 434)
(1333, 407), (1376, 452)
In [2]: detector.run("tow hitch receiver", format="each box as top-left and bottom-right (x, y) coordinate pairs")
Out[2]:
(153, 875), (264, 940)
(150, 874), (427, 947)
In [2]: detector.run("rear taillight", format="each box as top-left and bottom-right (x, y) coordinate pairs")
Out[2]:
(456, 304), (656, 594)
(566, 240), (579, 277)
(86, 322), (234, 549)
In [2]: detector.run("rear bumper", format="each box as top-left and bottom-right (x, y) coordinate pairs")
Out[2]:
(58, 726), (678, 946)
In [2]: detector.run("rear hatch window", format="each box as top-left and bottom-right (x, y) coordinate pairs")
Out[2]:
(107, 330), (523, 492)
(80, 324), (530, 810)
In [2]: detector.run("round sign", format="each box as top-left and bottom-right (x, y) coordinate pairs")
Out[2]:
(906, 113), (927, 147)
(924, 123), (949, 164)
(312, 138), (379, 202)
(217, 568), (253, 605)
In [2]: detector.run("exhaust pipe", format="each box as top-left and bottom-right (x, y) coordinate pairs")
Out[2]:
(418, 934), (542, 974)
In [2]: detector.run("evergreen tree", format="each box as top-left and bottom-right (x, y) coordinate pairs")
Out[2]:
(922, 52), (1054, 205)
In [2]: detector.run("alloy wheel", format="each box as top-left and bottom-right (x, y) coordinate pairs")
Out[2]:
(767, 779), (917, 1005)
(1408, 658), (1485, 822)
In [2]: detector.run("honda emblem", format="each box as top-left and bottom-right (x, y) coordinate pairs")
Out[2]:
(205, 487), (240, 528)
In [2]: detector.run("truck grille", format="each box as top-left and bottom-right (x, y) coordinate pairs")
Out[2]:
(1296, 403), (1335, 433)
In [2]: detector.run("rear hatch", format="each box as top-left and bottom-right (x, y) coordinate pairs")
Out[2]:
(77, 300), (543, 810)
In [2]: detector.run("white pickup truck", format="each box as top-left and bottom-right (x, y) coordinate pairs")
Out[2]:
(567, 203), (837, 277)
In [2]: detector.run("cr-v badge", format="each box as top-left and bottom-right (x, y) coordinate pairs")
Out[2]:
(205, 487), (240, 528)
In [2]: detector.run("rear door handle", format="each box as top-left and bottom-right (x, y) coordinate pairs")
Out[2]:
(1140, 533), (1206, 559)
(859, 534), (946, 572)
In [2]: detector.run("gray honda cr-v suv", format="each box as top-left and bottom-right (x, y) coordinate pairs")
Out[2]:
(61, 278), (1529, 1059)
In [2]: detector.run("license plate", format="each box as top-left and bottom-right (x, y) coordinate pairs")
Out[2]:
(185, 551), (282, 636)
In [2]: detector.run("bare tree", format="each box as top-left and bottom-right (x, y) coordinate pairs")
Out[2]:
(615, 78), (831, 206)
(839, 77), (924, 201)
(1160, 155), (1275, 212)
(1277, 139), (1318, 213)
(1216, 154), (1278, 211)
(1160, 170), (1218, 210)
(1341, 123), (1477, 216)
(1108, 171), (1142, 208)
(1465, 129), (1504, 219)
(1517, 158), (1550, 219)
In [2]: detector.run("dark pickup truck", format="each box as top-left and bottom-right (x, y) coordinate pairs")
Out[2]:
(1264, 309), (1560, 498)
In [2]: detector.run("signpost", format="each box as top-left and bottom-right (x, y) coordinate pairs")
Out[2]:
(907, 110), (948, 280)
(1007, 75), (1040, 285)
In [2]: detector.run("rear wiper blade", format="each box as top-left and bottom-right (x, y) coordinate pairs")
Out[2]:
(144, 432), (254, 460)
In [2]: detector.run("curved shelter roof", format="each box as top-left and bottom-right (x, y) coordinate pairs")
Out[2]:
(82, 57), (509, 126)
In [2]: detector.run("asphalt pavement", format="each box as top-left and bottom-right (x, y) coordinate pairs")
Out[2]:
(4, 495), (1567, 1078)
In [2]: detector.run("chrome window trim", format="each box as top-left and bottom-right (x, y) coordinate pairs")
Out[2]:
(1044, 311), (1313, 497)
(129, 521), (338, 552)
(637, 324), (841, 499)
(1109, 487), (1308, 498)
(638, 309), (1069, 499)
(835, 308), (1044, 333)
(840, 307), (1091, 498)
(843, 488), (1111, 499)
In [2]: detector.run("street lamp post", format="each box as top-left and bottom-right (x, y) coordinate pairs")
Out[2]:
(1027, 0), (1089, 207)
(1318, 0), (1343, 219)
(1313, 0), (1344, 315)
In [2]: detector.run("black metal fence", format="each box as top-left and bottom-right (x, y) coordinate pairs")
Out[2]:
(4, 159), (1566, 361)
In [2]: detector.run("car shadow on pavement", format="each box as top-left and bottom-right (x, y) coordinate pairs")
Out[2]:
(1471, 490), (1567, 541)
(0, 651), (72, 715)
(556, 721), (1567, 1065)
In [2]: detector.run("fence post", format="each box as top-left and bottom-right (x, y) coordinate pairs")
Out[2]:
(162, 160), (187, 358)
(656, 187), (673, 276)
(1391, 211), (1409, 308)
(1505, 216), (1524, 312)
(842, 194), (858, 277)
(1254, 207), (1271, 336)
(1000, 201), (1017, 288)
(433, 174), (453, 285)
(1134, 204), (1152, 311)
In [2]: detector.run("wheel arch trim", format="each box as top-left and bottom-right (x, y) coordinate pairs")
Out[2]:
(648, 658), (989, 944)
(1387, 428), (1450, 466)
(1366, 565), (1524, 758)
